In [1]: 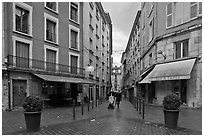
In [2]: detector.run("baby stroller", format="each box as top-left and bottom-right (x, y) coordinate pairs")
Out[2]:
(108, 95), (115, 109)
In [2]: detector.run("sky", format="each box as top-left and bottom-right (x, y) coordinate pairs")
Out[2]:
(102, 2), (141, 66)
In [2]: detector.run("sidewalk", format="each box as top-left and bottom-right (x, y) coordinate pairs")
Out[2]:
(2, 99), (202, 135)
(142, 103), (202, 131)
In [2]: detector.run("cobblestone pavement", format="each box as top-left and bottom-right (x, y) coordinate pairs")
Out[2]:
(2, 99), (202, 135)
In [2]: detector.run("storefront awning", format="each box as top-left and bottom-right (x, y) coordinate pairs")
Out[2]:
(34, 74), (94, 84)
(139, 58), (196, 83)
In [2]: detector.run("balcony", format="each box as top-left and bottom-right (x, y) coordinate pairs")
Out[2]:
(7, 55), (85, 76)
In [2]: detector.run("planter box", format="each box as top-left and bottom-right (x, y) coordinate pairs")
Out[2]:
(163, 109), (179, 128)
(24, 111), (41, 132)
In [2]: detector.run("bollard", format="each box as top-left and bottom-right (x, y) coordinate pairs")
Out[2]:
(139, 98), (141, 114)
(92, 100), (94, 109)
(73, 99), (75, 120)
(88, 100), (90, 112)
(142, 99), (145, 119)
(82, 99), (84, 115)
(101, 97), (102, 104)
(136, 97), (138, 111)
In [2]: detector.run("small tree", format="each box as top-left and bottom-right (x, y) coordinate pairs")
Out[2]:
(163, 93), (182, 110)
(23, 96), (43, 112)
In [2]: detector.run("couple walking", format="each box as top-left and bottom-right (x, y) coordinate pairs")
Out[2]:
(108, 92), (122, 109)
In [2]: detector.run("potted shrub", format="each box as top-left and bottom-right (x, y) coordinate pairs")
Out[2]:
(163, 93), (181, 128)
(23, 96), (43, 132)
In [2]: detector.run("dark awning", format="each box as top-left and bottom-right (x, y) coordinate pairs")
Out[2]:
(34, 74), (94, 84)
(140, 58), (196, 83)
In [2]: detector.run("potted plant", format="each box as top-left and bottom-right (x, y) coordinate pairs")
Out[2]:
(163, 93), (181, 128)
(23, 96), (43, 132)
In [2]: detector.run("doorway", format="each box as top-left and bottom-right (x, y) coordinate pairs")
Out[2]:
(13, 80), (27, 108)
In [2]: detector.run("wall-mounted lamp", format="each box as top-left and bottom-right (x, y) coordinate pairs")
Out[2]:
(157, 50), (166, 60)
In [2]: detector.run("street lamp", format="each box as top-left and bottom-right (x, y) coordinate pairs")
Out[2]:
(157, 50), (166, 60)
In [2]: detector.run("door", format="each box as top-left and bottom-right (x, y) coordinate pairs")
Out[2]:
(13, 80), (27, 107)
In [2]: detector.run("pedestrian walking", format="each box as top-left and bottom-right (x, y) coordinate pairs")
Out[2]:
(108, 93), (115, 109)
(115, 92), (122, 108)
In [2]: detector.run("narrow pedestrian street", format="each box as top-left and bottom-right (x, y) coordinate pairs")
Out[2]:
(2, 99), (201, 135)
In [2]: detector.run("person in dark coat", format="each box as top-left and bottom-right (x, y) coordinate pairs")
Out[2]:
(115, 92), (122, 108)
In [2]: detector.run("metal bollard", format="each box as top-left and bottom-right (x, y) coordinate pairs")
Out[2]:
(101, 97), (102, 104)
(136, 97), (138, 111)
(139, 98), (141, 114)
(82, 99), (84, 115)
(73, 100), (75, 120)
(88, 100), (90, 112)
(142, 99), (145, 119)
(92, 100), (94, 109)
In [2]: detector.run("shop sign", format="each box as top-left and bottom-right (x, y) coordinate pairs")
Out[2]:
(150, 76), (190, 81)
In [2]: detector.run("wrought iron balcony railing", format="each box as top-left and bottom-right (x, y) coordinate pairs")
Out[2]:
(7, 55), (85, 75)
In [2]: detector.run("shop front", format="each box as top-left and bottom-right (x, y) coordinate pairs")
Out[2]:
(33, 73), (94, 107)
(140, 58), (200, 107)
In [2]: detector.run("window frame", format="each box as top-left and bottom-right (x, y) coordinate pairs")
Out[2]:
(190, 2), (202, 20)
(174, 39), (189, 59)
(166, 2), (174, 29)
(44, 13), (59, 44)
(12, 36), (33, 67)
(44, 45), (59, 71)
(69, 52), (80, 74)
(44, 2), (58, 14)
(69, 2), (80, 24)
(69, 24), (80, 51)
(13, 2), (33, 36)
(149, 18), (154, 42)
